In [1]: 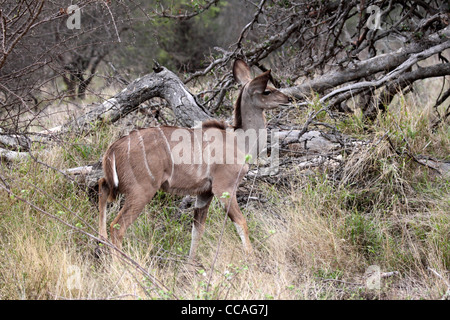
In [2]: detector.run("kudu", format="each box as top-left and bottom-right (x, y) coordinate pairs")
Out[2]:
(97, 59), (290, 262)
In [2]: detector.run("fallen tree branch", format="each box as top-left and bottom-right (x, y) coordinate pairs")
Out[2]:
(42, 64), (211, 135)
(0, 128), (32, 151)
(1, 63), (213, 162)
(282, 26), (450, 101)
(0, 147), (30, 162)
(319, 40), (450, 104)
(416, 157), (450, 179)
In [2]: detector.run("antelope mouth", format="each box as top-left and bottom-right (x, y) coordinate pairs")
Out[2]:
(279, 102), (294, 109)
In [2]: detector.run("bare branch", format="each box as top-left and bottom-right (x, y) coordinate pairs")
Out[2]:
(153, 0), (220, 21)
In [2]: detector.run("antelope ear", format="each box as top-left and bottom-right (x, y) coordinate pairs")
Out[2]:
(233, 59), (252, 85)
(247, 70), (271, 94)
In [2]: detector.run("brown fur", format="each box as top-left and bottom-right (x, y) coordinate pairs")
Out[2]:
(233, 89), (244, 129)
(201, 119), (228, 130)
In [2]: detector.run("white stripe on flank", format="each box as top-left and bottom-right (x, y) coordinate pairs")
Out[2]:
(137, 131), (155, 182)
(204, 142), (211, 177)
(112, 152), (119, 188)
(157, 127), (174, 182)
(127, 135), (131, 159)
(194, 132), (203, 176)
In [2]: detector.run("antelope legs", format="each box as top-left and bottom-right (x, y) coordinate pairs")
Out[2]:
(98, 187), (252, 262)
(188, 193), (213, 263)
(98, 177), (109, 241)
(220, 195), (253, 255)
(110, 189), (157, 251)
(188, 191), (252, 267)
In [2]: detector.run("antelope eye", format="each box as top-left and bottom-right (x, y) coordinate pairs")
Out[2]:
(262, 90), (271, 95)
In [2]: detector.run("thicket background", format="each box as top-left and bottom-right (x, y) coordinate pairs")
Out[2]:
(0, 0), (449, 300)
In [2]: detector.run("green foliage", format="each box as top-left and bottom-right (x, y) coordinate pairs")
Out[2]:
(337, 110), (366, 136)
(121, 0), (227, 72)
(342, 210), (384, 258)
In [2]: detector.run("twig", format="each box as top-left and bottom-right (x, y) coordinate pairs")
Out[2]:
(103, 1), (121, 43)
(235, 0), (267, 49)
(381, 271), (400, 278)
(386, 124), (445, 176)
(431, 87), (450, 129)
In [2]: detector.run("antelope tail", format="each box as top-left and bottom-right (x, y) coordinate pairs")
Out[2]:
(102, 150), (119, 202)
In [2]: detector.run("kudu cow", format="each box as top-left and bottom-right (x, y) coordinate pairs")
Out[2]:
(97, 60), (290, 262)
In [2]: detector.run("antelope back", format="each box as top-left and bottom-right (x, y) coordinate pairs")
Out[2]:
(102, 123), (247, 197)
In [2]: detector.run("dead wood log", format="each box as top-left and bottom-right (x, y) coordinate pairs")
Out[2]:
(282, 26), (450, 108)
(0, 128), (32, 151)
(0, 147), (30, 162)
(43, 64), (212, 135)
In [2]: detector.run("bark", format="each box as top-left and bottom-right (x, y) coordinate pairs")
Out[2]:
(0, 128), (32, 151)
(0, 147), (30, 162)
